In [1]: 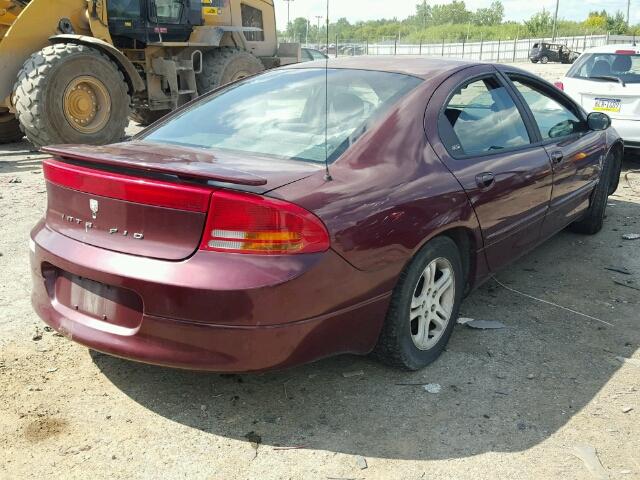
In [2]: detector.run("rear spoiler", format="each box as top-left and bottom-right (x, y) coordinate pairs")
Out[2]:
(41, 143), (268, 187)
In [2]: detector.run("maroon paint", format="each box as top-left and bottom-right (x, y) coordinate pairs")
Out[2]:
(47, 182), (207, 260)
(424, 64), (555, 271)
(30, 58), (615, 372)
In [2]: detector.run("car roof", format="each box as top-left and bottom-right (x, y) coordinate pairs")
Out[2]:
(284, 55), (476, 79)
(581, 44), (640, 55)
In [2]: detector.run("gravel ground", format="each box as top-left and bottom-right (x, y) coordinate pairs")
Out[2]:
(1, 62), (639, 480)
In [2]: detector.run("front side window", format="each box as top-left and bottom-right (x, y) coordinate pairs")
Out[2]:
(143, 68), (422, 164)
(440, 77), (530, 156)
(241, 4), (265, 42)
(509, 77), (585, 140)
(567, 53), (640, 84)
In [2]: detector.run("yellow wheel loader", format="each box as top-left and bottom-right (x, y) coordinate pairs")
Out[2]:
(0, 0), (299, 147)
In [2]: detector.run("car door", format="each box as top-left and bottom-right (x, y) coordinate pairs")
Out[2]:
(426, 65), (554, 272)
(149, 0), (195, 42)
(503, 72), (607, 238)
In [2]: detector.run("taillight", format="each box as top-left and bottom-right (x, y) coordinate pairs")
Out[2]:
(615, 50), (636, 55)
(554, 81), (564, 91)
(199, 190), (330, 255)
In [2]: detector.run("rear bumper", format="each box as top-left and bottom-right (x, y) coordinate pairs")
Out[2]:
(610, 118), (640, 148)
(30, 221), (391, 372)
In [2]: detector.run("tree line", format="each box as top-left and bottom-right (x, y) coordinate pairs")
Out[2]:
(283, 1), (637, 44)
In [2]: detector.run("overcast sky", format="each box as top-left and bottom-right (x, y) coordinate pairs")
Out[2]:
(273, 0), (638, 28)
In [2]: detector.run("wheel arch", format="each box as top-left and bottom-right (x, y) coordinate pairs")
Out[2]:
(49, 34), (145, 94)
(608, 138), (624, 159)
(606, 138), (624, 195)
(439, 227), (476, 295)
(401, 224), (481, 298)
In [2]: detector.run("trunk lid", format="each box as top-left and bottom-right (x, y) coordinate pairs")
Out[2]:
(41, 141), (321, 260)
(564, 77), (640, 120)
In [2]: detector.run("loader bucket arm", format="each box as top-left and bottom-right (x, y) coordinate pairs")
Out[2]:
(0, 0), (93, 107)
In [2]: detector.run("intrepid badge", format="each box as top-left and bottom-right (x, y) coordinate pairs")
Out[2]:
(89, 199), (99, 219)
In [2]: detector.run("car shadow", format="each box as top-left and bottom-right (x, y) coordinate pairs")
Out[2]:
(91, 197), (639, 461)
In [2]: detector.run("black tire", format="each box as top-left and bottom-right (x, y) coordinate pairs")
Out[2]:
(0, 114), (24, 143)
(13, 43), (131, 148)
(130, 108), (170, 127)
(608, 147), (622, 195)
(540, 56), (549, 64)
(570, 151), (615, 234)
(531, 59), (539, 64)
(196, 48), (265, 95)
(373, 236), (464, 371)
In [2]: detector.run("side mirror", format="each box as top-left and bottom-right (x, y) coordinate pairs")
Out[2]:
(587, 112), (611, 131)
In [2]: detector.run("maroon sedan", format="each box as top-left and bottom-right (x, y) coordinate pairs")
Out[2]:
(30, 57), (622, 372)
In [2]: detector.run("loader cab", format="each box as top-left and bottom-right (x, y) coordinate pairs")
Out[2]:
(107, 0), (203, 47)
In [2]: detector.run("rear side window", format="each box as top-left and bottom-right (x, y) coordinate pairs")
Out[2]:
(241, 4), (265, 42)
(568, 53), (640, 84)
(509, 77), (585, 140)
(440, 77), (530, 157)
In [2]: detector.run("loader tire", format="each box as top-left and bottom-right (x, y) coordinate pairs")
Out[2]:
(0, 114), (24, 143)
(196, 48), (265, 95)
(13, 43), (131, 148)
(130, 108), (170, 127)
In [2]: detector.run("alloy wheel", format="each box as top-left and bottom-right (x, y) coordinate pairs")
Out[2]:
(409, 257), (455, 350)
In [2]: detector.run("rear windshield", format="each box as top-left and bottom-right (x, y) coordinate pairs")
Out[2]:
(567, 53), (640, 84)
(142, 68), (422, 164)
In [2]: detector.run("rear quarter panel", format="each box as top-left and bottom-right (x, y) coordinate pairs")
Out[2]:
(270, 79), (485, 293)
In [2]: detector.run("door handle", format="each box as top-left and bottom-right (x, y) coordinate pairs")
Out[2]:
(550, 151), (564, 164)
(476, 172), (495, 189)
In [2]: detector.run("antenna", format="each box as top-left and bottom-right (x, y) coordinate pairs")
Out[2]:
(323, 0), (332, 181)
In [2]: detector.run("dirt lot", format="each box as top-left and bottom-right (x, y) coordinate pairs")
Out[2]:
(1, 62), (639, 480)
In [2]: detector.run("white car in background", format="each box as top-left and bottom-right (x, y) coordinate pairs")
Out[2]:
(556, 44), (640, 151)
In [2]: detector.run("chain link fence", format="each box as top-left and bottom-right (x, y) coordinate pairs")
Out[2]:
(303, 34), (638, 63)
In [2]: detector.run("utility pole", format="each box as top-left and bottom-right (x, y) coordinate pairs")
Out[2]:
(627, 0), (631, 27)
(306, 18), (310, 45)
(552, 0), (560, 41)
(422, 0), (427, 29)
(283, 0), (294, 39)
(315, 15), (323, 49)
